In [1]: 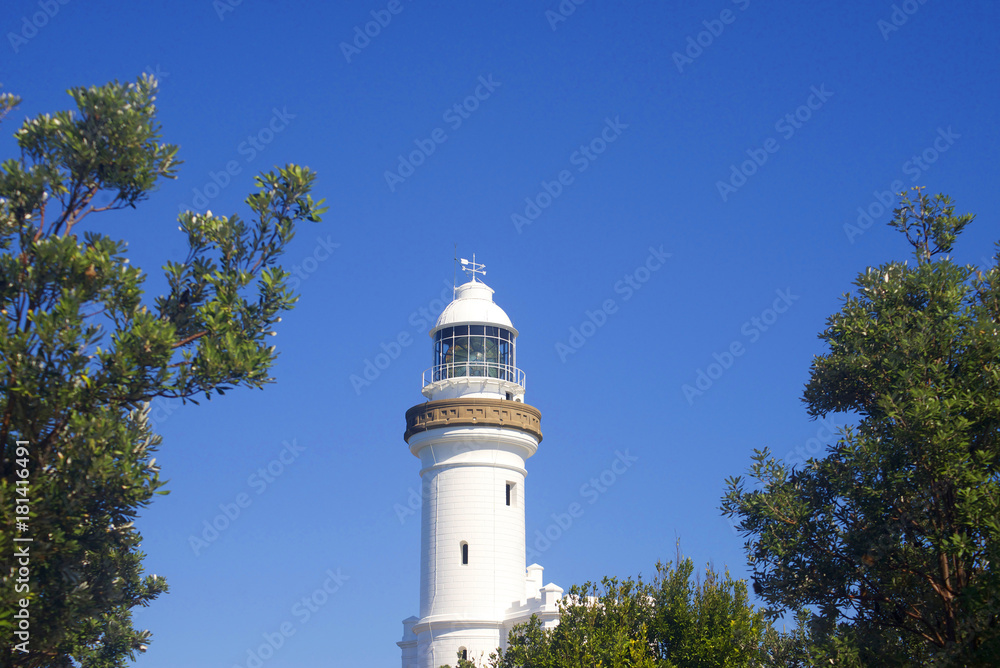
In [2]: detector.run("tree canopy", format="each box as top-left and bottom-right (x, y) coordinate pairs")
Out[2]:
(442, 557), (783, 668)
(0, 76), (325, 667)
(722, 190), (1000, 666)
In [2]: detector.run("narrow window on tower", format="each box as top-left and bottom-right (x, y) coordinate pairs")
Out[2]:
(461, 541), (469, 565)
(459, 648), (468, 660)
(506, 481), (516, 507)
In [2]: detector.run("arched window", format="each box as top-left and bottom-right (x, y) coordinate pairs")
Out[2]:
(459, 647), (468, 660)
(461, 541), (469, 565)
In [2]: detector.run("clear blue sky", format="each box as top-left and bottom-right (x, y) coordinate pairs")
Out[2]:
(3, 1), (999, 666)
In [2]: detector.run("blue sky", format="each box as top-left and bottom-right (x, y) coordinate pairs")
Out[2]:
(3, 0), (999, 666)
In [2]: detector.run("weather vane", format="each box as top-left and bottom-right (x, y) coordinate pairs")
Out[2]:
(460, 254), (486, 282)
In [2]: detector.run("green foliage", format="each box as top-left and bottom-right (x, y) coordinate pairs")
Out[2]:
(722, 189), (1000, 666)
(441, 655), (482, 668)
(0, 77), (326, 667)
(458, 557), (785, 668)
(650, 559), (766, 667)
(0, 86), (20, 126)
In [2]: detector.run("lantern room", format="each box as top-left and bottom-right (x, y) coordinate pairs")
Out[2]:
(422, 278), (525, 402)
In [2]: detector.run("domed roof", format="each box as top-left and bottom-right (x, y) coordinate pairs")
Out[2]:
(431, 280), (517, 335)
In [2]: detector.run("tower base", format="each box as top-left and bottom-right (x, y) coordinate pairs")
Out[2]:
(398, 564), (562, 668)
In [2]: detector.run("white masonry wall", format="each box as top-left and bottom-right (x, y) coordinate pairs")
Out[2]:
(414, 427), (532, 621)
(408, 425), (538, 668)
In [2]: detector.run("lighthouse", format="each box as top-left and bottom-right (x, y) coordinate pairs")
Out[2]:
(398, 260), (563, 668)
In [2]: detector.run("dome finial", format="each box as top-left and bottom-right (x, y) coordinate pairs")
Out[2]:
(459, 254), (486, 283)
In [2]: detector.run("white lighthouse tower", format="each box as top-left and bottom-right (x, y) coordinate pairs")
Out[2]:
(398, 260), (562, 668)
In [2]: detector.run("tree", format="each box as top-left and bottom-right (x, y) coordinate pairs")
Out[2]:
(439, 557), (782, 668)
(497, 575), (659, 668)
(0, 76), (326, 667)
(722, 190), (1000, 665)
(442, 655), (484, 668)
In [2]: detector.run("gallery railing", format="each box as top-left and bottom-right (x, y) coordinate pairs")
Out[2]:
(422, 362), (525, 387)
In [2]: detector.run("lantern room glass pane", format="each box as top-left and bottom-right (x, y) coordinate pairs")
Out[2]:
(432, 325), (517, 381)
(485, 338), (499, 364)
